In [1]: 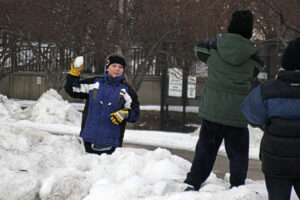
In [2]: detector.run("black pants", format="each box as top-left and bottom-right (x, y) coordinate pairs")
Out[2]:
(184, 119), (249, 190)
(84, 142), (116, 156)
(265, 175), (300, 200)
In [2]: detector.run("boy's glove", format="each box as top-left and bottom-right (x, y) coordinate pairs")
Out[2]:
(69, 56), (84, 76)
(119, 89), (132, 109)
(110, 109), (129, 125)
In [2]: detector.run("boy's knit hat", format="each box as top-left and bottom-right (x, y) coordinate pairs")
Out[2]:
(281, 37), (300, 70)
(105, 54), (126, 69)
(227, 10), (253, 39)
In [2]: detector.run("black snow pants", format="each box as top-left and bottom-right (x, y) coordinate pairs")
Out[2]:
(184, 119), (249, 190)
(265, 175), (300, 200)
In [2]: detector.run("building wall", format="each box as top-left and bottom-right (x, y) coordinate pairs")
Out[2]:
(0, 75), (10, 95)
(9, 72), (48, 100)
(137, 76), (161, 105)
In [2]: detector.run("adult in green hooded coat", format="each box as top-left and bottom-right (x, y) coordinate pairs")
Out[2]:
(184, 10), (264, 191)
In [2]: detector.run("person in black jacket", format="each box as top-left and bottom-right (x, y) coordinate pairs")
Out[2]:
(65, 53), (140, 155)
(242, 37), (300, 200)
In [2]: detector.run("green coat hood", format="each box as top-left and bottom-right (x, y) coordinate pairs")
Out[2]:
(217, 33), (258, 66)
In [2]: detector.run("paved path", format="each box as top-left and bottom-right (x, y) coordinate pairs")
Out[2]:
(124, 143), (264, 180)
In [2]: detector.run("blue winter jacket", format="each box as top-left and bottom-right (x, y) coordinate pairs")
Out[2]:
(242, 72), (300, 124)
(242, 70), (300, 178)
(65, 72), (140, 147)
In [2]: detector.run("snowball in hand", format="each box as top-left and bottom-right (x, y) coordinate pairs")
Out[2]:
(74, 56), (84, 69)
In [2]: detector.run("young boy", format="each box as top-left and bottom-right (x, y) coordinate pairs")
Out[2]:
(65, 53), (140, 155)
(242, 37), (300, 200)
(184, 10), (264, 191)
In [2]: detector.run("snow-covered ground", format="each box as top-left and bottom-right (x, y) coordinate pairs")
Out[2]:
(0, 89), (298, 200)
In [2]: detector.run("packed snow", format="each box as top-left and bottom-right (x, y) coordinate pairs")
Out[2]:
(0, 89), (298, 200)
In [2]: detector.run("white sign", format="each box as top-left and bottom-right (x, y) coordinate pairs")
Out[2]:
(168, 68), (182, 97)
(187, 75), (196, 98)
(168, 68), (197, 98)
(36, 76), (42, 85)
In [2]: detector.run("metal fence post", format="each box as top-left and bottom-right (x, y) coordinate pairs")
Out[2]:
(182, 64), (188, 132)
(160, 67), (167, 130)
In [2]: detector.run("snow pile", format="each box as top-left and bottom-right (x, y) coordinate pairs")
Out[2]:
(24, 89), (82, 125)
(0, 94), (25, 119)
(0, 126), (270, 200)
(0, 89), (82, 126)
(0, 126), (87, 200)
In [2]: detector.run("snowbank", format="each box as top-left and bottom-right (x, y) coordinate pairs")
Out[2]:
(0, 126), (269, 200)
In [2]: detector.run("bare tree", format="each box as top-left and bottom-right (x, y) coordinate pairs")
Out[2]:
(255, 0), (300, 45)
(0, 1), (27, 80)
(105, 0), (221, 91)
(0, 0), (112, 90)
